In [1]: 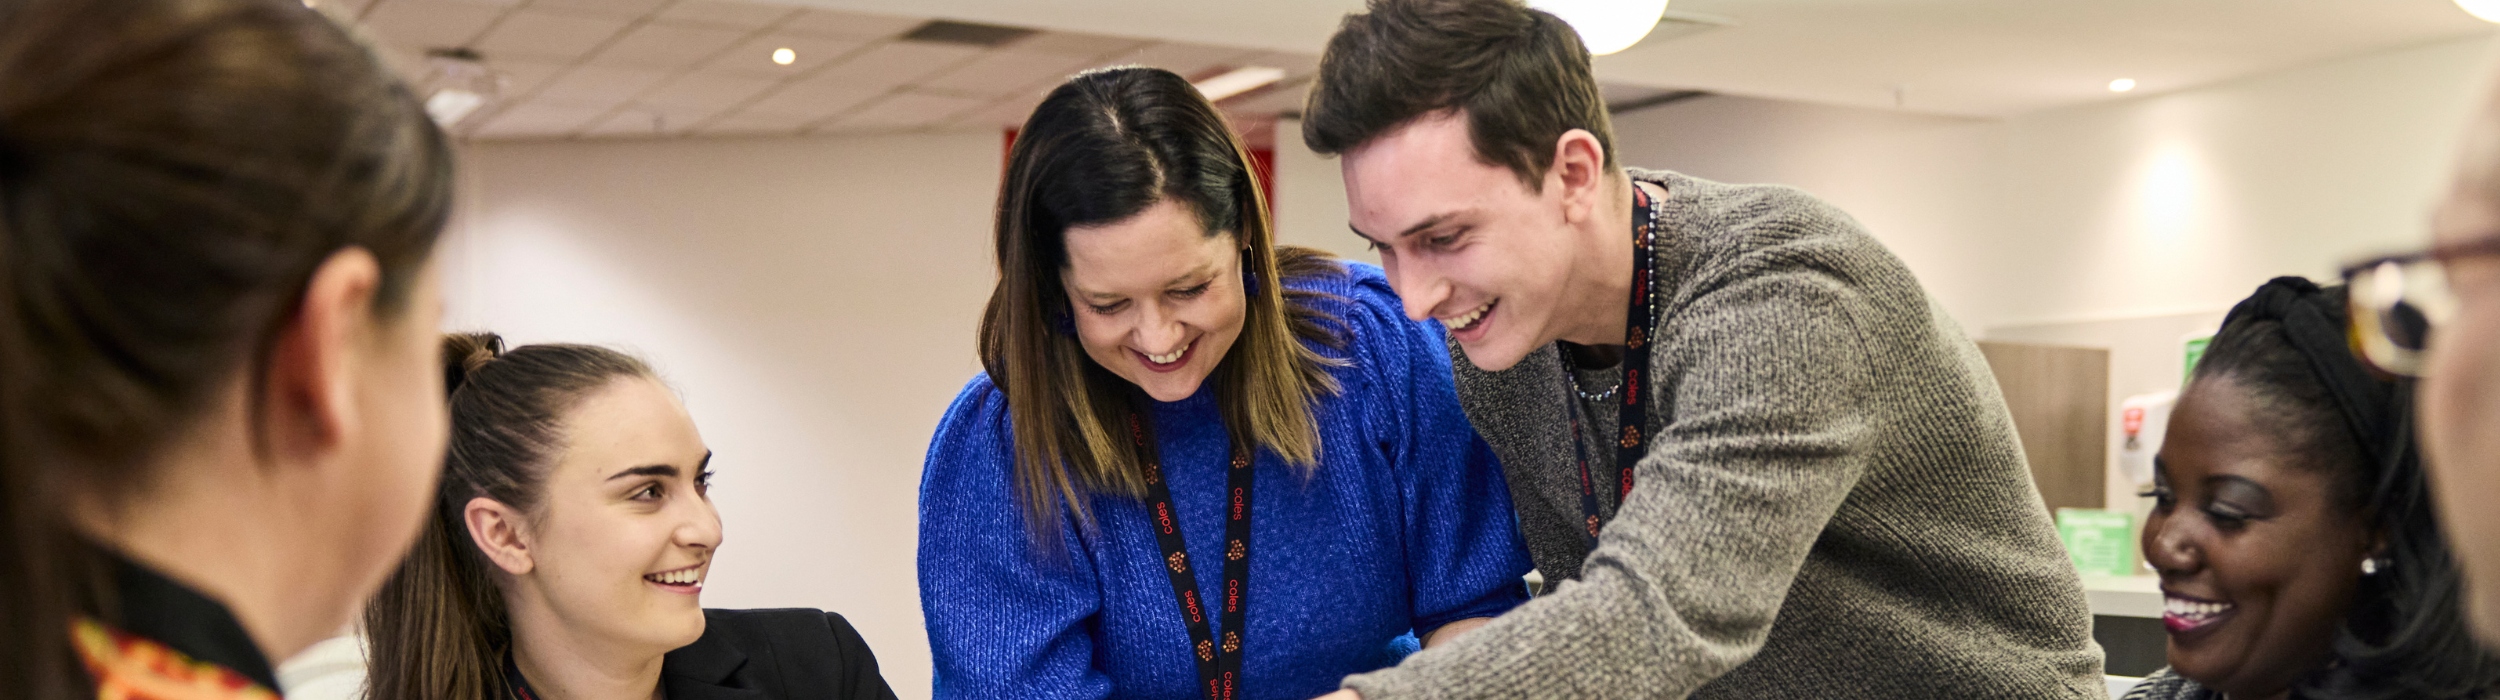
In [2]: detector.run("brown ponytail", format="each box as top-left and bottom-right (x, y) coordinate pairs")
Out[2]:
(364, 333), (655, 700)
(0, 0), (451, 696)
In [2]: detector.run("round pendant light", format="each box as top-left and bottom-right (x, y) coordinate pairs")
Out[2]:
(1529, 0), (1673, 56)
(2461, 0), (2500, 23)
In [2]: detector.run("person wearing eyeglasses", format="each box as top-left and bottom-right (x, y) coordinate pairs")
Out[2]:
(2120, 277), (2499, 700)
(2386, 82), (2500, 645)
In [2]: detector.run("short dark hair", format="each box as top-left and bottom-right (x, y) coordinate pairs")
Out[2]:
(1302, 0), (1615, 189)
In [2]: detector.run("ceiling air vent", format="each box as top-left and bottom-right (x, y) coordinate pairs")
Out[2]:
(899, 20), (1038, 47)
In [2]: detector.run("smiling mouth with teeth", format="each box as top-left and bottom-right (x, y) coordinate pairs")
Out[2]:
(2163, 594), (2236, 634)
(1446, 300), (1496, 332)
(1141, 339), (1192, 365)
(644, 566), (703, 590)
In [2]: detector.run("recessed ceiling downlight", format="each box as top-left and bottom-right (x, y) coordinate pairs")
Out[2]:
(772, 47), (795, 65)
(1529, 0), (1673, 56)
(2109, 78), (2137, 93)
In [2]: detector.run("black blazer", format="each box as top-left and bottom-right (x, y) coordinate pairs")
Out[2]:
(660, 608), (899, 700)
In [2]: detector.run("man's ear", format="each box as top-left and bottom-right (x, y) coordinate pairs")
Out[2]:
(465, 496), (535, 576)
(258, 248), (383, 464)
(1548, 128), (1609, 223)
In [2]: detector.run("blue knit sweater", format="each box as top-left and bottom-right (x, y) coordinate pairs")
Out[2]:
(918, 263), (1533, 700)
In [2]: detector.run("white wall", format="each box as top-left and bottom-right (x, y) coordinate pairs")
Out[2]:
(1609, 34), (2500, 516)
(1609, 95), (2008, 328)
(1273, 116), (1376, 265)
(440, 131), (1006, 700)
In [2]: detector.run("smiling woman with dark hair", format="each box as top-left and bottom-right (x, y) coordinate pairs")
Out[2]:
(2129, 277), (2500, 700)
(364, 333), (896, 700)
(918, 65), (1533, 700)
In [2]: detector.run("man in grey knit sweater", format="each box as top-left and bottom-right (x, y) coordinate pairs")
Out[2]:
(1299, 1), (2106, 698)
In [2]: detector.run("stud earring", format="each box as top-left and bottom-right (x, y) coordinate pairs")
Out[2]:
(2362, 557), (2385, 576)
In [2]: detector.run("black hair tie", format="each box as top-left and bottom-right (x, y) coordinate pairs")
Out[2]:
(2220, 277), (2405, 490)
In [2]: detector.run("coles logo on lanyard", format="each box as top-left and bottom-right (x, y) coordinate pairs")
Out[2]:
(1128, 394), (1255, 700)
(1566, 184), (1661, 550)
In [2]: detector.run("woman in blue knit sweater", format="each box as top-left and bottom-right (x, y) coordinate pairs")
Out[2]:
(917, 66), (1533, 700)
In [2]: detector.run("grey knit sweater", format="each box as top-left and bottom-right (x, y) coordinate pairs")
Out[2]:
(1341, 169), (2106, 699)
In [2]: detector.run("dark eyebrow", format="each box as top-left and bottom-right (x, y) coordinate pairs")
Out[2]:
(607, 451), (710, 482)
(1351, 210), (1470, 245)
(607, 464), (678, 482)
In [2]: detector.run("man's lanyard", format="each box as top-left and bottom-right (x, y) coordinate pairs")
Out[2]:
(1128, 395), (1255, 700)
(1565, 184), (1660, 551)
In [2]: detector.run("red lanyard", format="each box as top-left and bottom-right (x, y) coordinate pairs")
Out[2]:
(1566, 185), (1660, 550)
(1129, 397), (1255, 700)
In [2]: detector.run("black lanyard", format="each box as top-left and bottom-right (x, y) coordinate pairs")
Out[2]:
(506, 651), (541, 700)
(1128, 395), (1255, 700)
(1565, 184), (1660, 551)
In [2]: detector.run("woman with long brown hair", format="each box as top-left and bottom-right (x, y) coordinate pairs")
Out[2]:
(918, 66), (1533, 700)
(0, 0), (455, 697)
(364, 334), (897, 700)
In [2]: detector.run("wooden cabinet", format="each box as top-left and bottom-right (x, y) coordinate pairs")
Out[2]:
(1978, 341), (2111, 512)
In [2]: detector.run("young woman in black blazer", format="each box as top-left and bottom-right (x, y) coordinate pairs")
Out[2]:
(362, 334), (896, 700)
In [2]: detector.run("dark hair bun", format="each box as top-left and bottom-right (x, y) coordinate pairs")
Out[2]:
(441, 332), (505, 398)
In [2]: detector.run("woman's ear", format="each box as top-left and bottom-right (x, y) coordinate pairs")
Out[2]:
(464, 496), (535, 576)
(257, 248), (383, 464)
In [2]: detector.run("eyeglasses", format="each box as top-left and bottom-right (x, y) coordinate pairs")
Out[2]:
(2340, 236), (2500, 376)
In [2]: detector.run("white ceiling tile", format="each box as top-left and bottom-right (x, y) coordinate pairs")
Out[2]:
(918, 48), (1099, 99)
(361, 0), (507, 51)
(781, 9), (926, 41)
(739, 81), (882, 121)
(696, 110), (815, 136)
(703, 32), (868, 78)
(1093, 43), (1262, 81)
(949, 94), (1044, 130)
(638, 70), (780, 111)
(472, 8), (633, 62)
(581, 108), (677, 138)
(1013, 31), (1150, 59)
(588, 21), (749, 69)
(626, 70), (778, 127)
(830, 92), (987, 130)
(491, 59), (571, 98)
(471, 99), (615, 139)
(654, 0), (796, 31)
(806, 41), (982, 94)
(530, 65), (672, 103)
(528, 0), (671, 19)
(371, 46), (430, 83)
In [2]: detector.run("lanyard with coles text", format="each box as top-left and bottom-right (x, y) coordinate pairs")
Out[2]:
(1128, 394), (1255, 700)
(1565, 184), (1660, 551)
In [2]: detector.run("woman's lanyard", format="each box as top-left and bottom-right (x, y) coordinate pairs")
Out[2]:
(506, 651), (541, 700)
(1128, 395), (1255, 700)
(1565, 184), (1660, 551)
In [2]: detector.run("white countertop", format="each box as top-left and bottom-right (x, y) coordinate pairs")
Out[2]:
(2082, 574), (2161, 619)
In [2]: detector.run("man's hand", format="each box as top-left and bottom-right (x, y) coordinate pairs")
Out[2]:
(1421, 617), (1492, 647)
(1313, 691), (1361, 700)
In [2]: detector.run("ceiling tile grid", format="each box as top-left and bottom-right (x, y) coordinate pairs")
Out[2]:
(355, 0), (1345, 141)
